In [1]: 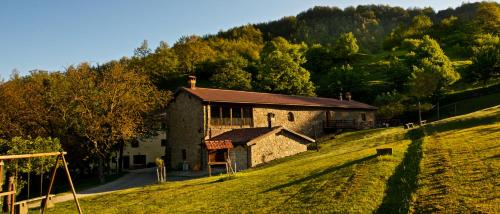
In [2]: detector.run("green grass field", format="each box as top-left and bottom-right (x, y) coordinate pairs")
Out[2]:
(46, 106), (500, 214)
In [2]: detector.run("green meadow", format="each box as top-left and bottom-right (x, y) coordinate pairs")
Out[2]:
(47, 106), (499, 213)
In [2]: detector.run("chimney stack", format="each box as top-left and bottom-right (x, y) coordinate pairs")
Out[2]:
(345, 92), (352, 101)
(339, 92), (343, 101)
(188, 75), (196, 89)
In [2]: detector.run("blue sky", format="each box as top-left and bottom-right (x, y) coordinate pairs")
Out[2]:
(0, 0), (482, 79)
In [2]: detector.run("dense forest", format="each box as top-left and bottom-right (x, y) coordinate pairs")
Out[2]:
(0, 2), (499, 182)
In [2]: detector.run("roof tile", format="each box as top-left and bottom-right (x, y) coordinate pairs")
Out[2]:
(181, 87), (376, 110)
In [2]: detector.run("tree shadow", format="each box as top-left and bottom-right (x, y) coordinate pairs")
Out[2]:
(376, 128), (424, 214)
(263, 154), (378, 193)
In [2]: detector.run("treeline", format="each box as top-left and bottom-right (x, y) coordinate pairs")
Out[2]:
(0, 2), (499, 181)
(0, 63), (168, 182)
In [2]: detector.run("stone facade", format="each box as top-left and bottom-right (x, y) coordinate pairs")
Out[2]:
(248, 130), (308, 167)
(252, 106), (325, 137)
(166, 90), (376, 170)
(166, 92), (205, 170)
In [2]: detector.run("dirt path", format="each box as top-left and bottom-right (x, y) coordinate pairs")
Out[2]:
(52, 168), (209, 204)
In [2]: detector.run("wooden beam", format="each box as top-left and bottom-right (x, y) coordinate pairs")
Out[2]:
(0, 191), (14, 197)
(0, 152), (67, 160)
(41, 155), (60, 214)
(61, 154), (83, 214)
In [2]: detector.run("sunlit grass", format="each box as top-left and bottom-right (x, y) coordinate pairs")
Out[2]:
(44, 106), (500, 213)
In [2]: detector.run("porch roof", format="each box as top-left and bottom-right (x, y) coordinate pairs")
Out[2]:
(204, 140), (234, 150)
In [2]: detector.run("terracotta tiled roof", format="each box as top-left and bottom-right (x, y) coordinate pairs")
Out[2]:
(180, 87), (377, 110)
(208, 126), (315, 146)
(204, 140), (234, 150)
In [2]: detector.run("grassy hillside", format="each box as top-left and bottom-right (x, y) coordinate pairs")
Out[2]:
(46, 106), (499, 213)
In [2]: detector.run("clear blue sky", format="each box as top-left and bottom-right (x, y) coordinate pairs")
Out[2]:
(0, 0), (481, 79)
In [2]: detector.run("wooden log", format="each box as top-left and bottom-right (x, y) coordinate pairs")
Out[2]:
(0, 152), (67, 160)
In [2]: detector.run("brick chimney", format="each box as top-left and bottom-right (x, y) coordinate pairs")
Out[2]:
(345, 92), (352, 101)
(188, 75), (196, 89)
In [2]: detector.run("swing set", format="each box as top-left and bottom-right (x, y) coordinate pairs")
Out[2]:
(0, 151), (82, 214)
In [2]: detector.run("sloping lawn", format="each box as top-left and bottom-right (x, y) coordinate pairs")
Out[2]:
(411, 106), (500, 213)
(45, 106), (499, 213)
(47, 128), (411, 213)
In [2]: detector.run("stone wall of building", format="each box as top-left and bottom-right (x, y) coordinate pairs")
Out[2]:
(123, 131), (166, 168)
(249, 131), (308, 167)
(166, 91), (205, 170)
(252, 106), (325, 137)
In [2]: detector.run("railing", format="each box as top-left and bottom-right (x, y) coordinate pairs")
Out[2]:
(324, 120), (374, 129)
(211, 117), (252, 126)
(325, 119), (357, 129)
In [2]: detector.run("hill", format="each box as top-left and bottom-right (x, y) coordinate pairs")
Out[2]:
(47, 106), (500, 213)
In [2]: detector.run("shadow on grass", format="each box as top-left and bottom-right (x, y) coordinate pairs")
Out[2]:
(376, 128), (424, 214)
(263, 154), (378, 193)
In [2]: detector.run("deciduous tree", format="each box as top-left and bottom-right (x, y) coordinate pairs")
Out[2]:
(257, 37), (315, 96)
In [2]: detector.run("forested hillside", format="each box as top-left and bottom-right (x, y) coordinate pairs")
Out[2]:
(126, 1), (499, 118)
(0, 2), (499, 181)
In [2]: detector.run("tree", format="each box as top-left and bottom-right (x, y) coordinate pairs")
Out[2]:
(0, 136), (61, 198)
(469, 42), (500, 84)
(144, 41), (179, 89)
(333, 32), (359, 58)
(65, 63), (168, 181)
(407, 35), (460, 94)
(304, 44), (334, 74)
(406, 35), (460, 120)
(210, 56), (252, 90)
(386, 57), (412, 92)
(173, 35), (216, 74)
(134, 40), (151, 58)
(323, 64), (367, 99)
(257, 37), (315, 96)
(472, 2), (500, 35)
(374, 91), (407, 119)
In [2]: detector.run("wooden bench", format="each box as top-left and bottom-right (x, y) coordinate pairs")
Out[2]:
(376, 148), (393, 156)
(14, 194), (55, 214)
(404, 123), (414, 129)
(419, 120), (427, 126)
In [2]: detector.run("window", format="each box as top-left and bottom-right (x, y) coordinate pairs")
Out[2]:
(361, 113), (367, 121)
(288, 112), (295, 122)
(131, 140), (139, 148)
(210, 105), (220, 119)
(161, 139), (167, 147)
(210, 105), (253, 126)
(221, 106), (231, 118)
(133, 155), (146, 165)
(182, 149), (187, 161)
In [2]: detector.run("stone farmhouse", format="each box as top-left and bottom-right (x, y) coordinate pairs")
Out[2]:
(166, 76), (377, 171)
